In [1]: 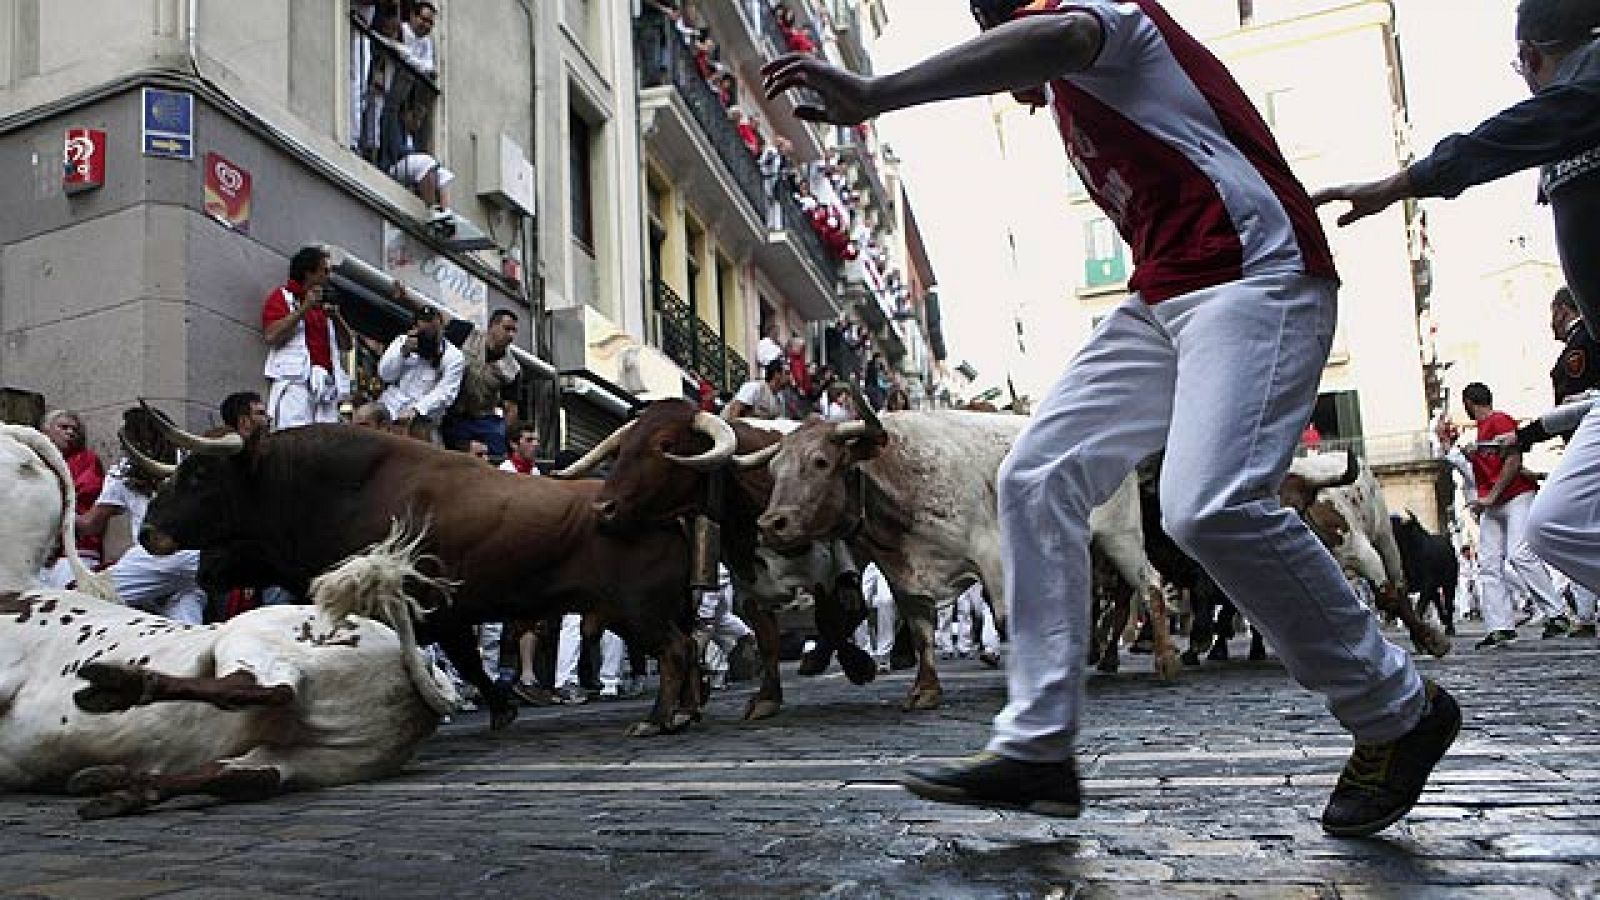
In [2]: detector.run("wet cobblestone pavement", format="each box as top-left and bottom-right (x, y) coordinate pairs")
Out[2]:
(1, 624), (1597, 899)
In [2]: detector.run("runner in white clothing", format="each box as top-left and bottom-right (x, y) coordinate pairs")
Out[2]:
(762, 0), (1457, 837)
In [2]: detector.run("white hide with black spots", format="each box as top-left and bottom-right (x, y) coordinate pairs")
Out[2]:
(0, 425), (456, 796)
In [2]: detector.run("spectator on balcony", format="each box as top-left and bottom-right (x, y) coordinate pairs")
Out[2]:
(401, 1), (437, 77)
(784, 335), (813, 415)
(263, 246), (353, 431)
(758, 135), (795, 230)
(775, 4), (817, 54)
(442, 309), (522, 459)
(387, 102), (454, 213)
(377, 305), (466, 441)
(730, 106), (762, 156)
(724, 359), (791, 421)
(356, 2), (405, 160)
(694, 30), (720, 81)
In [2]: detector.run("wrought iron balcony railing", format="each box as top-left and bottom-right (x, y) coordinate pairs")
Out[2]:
(637, 9), (767, 220)
(653, 279), (746, 395)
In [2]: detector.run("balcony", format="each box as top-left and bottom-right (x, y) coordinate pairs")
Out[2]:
(836, 134), (894, 224)
(757, 179), (844, 321)
(1295, 430), (1438, 468)
(696, 1), (828, 164)
(351, 11), (440, 180)
(653, 279), (747, 396)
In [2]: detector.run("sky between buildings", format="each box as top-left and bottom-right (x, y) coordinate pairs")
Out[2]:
(874, 0), (1551, 401)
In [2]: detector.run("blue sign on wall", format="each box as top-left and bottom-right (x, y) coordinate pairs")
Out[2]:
(142, 88), (194, 160)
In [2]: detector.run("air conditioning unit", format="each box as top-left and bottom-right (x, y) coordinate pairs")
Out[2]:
(476, 132), (536, 217)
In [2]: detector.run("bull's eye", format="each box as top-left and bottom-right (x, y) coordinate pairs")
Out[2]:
(812, 457), (829, 471)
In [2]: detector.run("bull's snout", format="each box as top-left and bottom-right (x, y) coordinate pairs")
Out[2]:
(139, 526), (179, 557)
(758, 508), (800, 548)
(591, 499), (619, 524)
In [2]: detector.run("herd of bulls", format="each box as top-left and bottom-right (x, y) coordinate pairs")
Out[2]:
(0, 395), (1455, 818)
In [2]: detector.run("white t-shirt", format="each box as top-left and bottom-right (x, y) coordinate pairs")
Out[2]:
(95, 469), (151, 540)
(727, 380), (783, 419)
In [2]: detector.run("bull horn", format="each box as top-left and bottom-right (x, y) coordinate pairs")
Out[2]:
(848, 381), (884, 438)
(732, 441), (782, 470)
(552, 419), (636, 479)
(663, 412), (738, 471)
(140, 399), (243, 456)
(828, 420), (871, 444)
(119, 429), (176, 479)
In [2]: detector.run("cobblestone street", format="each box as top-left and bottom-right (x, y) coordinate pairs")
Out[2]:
(1, 626), (1597, 899)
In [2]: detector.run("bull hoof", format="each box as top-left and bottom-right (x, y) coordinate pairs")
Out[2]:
(1207, 640), (1230, 663)
(837, 644), (877, 686)
(666, 711), (695, 733)
(73, 664), (155, 713)
(488, 705), (519, 731)
(1415, 631), (1452, 659)
(1154, 652), (1183, 683)
(1248, 642), (1268, 663)
(743, 697), (782, 721)
(626, 720), (665, 738)
(797, 647), (832, 677)
(901, 688), (942, 711)
(77, 789), (155, 820)
(1096, 655), (1119, 674)
(1180, 649), (1202, 667)
(66, 765), (135, 796)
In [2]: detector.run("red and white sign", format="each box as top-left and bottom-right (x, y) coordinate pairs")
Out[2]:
(63, 128), (105, 194)
(203, 152), (252, 233)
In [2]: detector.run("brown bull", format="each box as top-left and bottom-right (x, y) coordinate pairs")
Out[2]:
(556, 401), (876, 720)
(138, 415), (702, 737)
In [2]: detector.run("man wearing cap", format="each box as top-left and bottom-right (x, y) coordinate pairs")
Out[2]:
(376, 304), (466, 441)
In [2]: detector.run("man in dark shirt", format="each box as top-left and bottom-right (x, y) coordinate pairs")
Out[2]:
(1545, 287), (1600, 636)
(1314, 0), (1600, 620)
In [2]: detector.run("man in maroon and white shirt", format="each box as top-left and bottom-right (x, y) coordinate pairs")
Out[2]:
(762, 0), (1457, 836)
(261, 246), (351, 430)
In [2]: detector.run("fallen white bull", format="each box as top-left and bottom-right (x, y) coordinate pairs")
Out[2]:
(0, 424), (458, 818)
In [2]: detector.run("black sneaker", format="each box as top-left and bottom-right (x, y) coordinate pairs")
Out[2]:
(1321, 680), (1461, 837)
(902, 752), (1082, 818)
(1541, 615), (1572, 639)
(1474, 630), (1517, 650)
(1569, 623), (1597, 639)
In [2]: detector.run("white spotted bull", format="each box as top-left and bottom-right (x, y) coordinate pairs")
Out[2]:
(1280, 451), (1451, 658)
(0, 423), (458, 818)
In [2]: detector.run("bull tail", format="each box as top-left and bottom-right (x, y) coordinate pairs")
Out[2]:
(309, 519), (461, 717)
(4, 425), (118, 602)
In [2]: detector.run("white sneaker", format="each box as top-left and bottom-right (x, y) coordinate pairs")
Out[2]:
(599, 683), (620, 699)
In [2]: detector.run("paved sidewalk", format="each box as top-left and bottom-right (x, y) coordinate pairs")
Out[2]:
(0, 626), (1596, 898)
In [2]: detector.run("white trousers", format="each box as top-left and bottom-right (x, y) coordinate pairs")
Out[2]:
(1477, 492), (1563, 631)
(556, 614), (627, 688)
(108, 547), (206, 624)
(477, 621), (504, 682)
(1528, 403), (1600, 599)
(989, 273), (1424, 763)
(852, 562), (897, 658)
(697, 582), (754, 674)
(268, 379), (341, 431)
(937, 583), (998, 656)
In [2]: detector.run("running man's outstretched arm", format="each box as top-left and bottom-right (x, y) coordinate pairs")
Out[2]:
(761, 13), (1102, 126)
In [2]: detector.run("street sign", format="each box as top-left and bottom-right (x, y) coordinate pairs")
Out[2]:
(141, 88), (194, 160)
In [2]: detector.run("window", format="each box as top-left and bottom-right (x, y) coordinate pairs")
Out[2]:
(569, 111), (595, 251)
(1237, 0), (1254, 26)
(685, 218), (705, 315)
(1083, 217), (1127, 288)
(350, 2), (441, 190)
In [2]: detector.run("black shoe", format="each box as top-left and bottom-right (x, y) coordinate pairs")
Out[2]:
(553, 685), (589, 705)
(512, 681), (556, 706)
(1321, 680), (1461, 838)
(1474, 630), (1518, 650)
(902, 753), (1082, 818)
(1541, 615), (1572, 639)
(1569, 623), (1596, 638)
